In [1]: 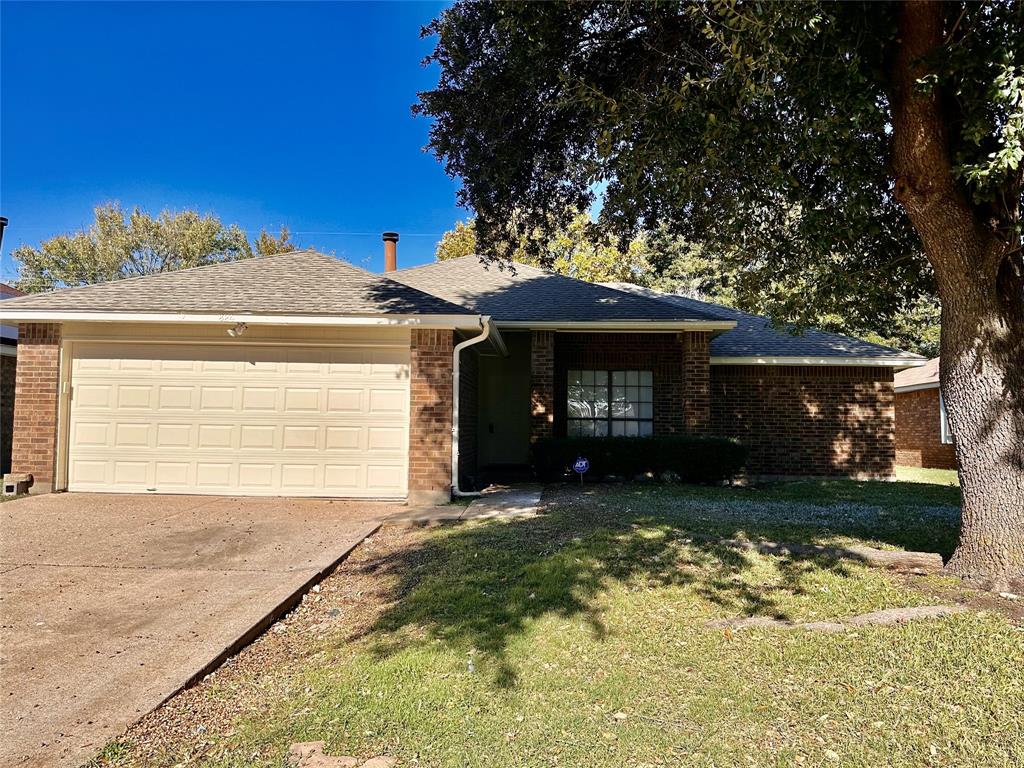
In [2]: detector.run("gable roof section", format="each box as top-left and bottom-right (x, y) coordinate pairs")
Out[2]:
(604, 283), (925, 366)
(894, 357), (940, 391)
(1, 251), (479, 322)
(390, 255), (731, 326)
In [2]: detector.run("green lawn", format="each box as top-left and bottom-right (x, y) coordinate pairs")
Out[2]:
(100, 477), (1023, 768)
(894, 465), (959, 486)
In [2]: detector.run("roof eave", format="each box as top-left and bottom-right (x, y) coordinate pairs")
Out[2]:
(894, 381), (941, 393)
(710, 355), (927, 369)
(0, 309), (483, 329)
(494, 319), (737, 331)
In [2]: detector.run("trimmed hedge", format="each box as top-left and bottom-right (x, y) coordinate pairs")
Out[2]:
(532, 436), (748, 484)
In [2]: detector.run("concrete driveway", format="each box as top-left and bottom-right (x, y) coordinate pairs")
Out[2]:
(0, 493), (395, 768)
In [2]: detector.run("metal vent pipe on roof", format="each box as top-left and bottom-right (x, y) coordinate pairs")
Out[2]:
(382, 231), (399, 272)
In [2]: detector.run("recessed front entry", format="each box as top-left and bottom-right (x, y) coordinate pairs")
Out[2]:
(65, 340), (410, 497)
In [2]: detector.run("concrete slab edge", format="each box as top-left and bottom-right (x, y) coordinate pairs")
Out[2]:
(151, 520), (382, 710)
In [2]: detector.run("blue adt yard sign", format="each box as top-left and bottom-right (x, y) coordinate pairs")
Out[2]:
(573, 457), (590, 485)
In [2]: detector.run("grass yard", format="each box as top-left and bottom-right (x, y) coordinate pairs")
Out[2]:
(894, 465), (960, 486)
(98, 477), (1022, 768)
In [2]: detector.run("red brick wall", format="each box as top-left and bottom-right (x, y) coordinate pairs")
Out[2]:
(409, 329), (453, 501)
(530, 330), (555, 441)
(895, 387), (957, 469)
(11, 323), (62, 491)
(710, 365), (895, 478)
(681, 332), (711, 434)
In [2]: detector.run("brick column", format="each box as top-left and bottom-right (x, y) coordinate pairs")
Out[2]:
(530, 330), (555, 441)
(681, 331), (710, 435)
(11, 323), (62, 493)
(408, 329), (453, 505)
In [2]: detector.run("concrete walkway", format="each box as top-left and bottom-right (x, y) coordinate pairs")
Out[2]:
(0, 493), (396, 768)
(385, 484), (544, 525)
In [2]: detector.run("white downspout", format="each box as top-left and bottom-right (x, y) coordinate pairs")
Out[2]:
(452, 316), (492, 497)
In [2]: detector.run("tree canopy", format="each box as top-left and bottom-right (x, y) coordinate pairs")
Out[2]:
(418, 1), (1023, 588)
(416, 2), (1019, 329)
(13, 203), (296, 293)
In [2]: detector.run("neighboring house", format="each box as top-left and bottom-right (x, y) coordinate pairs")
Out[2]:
(1, 282), (26, 475)
(893, 357), (957, 470)
(1, 244), (924, 502)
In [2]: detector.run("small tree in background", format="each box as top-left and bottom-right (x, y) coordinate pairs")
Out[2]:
(13, 202), (296, 293)
(436, 212), (650, 283)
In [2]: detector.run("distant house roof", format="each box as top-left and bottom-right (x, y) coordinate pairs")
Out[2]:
(604, 283), (925, 365)
(1, 251), (479, 322)
(0, 283), (25, 298)
(390, 255), (731, 326)
(894, 357), (940, 391)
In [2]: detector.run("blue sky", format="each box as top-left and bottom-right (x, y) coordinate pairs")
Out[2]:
(0, 1), (465, 280)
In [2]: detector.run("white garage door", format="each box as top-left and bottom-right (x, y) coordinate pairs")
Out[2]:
(66, 341), (410, 497)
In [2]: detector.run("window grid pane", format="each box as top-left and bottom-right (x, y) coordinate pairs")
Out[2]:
(568, 369), (653, 439)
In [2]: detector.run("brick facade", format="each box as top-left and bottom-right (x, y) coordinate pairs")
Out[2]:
(680, 332), (711, 434)
(408, 328), (454, 503)
(11, 323), (62, 492)
(895, 387), (957, 469)
(530, 330), (555, 441)
(710, 365), (895, 478)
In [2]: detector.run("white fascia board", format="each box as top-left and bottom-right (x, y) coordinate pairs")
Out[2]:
(711, 355), (928, 369)
(894, 381), (940, 393)
(0, 310), (483, 329)
(496, 320), (737, 332)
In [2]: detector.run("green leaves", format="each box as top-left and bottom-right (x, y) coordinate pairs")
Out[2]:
(13, 203), (295, 292)
(416, 1), (1020, 329)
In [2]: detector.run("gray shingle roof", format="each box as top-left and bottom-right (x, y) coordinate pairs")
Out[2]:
(2, 251), (477, 317)
(603, 283), (924, 360)
(390, 256), (727, 323)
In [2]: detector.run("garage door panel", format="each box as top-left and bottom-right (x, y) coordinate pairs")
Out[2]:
(115, 423), (152, 448)
(284, 388), (320, 412)
(155, 462), (191, 487)
(242, 387), (278, 410)
(158, 386), (195, 409)
(67, 341), (410, 497)
(197, 423), (234, 449)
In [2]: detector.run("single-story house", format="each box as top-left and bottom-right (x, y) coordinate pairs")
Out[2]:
(1, 282), (26, 475)
(893, 357), (957, 470)
(1, 242), (924, 503)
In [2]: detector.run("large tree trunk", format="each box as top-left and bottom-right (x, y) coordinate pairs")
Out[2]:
(939, 277), (1024, 591)
(890, 1), (1024, 592)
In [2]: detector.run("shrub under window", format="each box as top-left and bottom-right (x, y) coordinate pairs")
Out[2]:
(533, 435), (748, 484)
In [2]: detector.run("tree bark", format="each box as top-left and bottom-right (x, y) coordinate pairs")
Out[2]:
(889, 1), (1024, 592)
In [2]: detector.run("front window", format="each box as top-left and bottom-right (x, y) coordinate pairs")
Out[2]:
(567, 369), (653, 437)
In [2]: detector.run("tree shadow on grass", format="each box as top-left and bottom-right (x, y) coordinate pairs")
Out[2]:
(334, 479), (961, 689)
